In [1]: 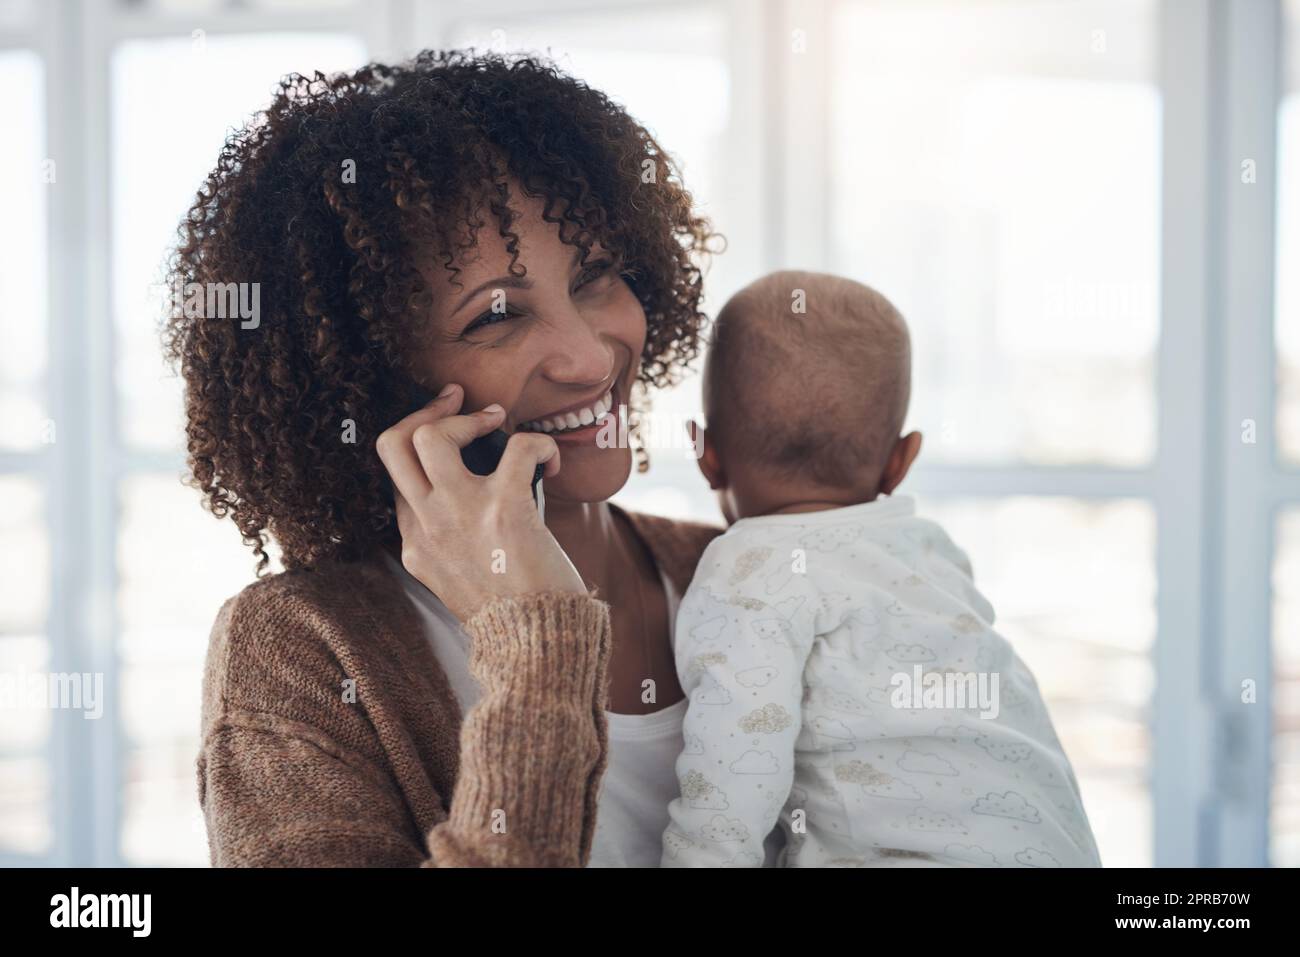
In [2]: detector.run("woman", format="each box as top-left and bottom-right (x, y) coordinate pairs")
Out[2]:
(169, 49), (751, 867)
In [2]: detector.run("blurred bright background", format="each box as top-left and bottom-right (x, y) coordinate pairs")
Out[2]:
(0, 0), (1295, 867)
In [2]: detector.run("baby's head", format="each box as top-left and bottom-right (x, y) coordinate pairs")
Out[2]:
(695, 270), (922, 523)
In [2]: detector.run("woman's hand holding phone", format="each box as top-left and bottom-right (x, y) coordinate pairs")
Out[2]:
(376, 383), (587, 623)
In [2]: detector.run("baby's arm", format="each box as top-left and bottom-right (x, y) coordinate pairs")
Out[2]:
(661, 536), (816, 867)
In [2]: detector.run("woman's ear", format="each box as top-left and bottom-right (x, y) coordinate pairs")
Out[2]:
(879, 430), (922, 496)
(687, 420), (726, 490)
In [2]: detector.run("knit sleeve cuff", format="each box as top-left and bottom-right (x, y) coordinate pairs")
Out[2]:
(432, 590), (613, 866)
(462, 590), (612, 701)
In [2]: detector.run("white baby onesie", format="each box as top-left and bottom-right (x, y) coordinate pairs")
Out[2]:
(660, 494), (1101, 868)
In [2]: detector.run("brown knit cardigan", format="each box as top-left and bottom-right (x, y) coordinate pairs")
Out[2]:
(196, 506), (723, 867)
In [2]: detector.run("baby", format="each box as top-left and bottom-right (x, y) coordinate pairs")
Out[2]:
(660, 271), (1101, 868)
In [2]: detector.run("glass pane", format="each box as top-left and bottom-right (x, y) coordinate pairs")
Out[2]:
(830, 0), (1160, 467)
(913, 496), (1156, 867)
(117, 474), (267, 866)
(121, 745), (208, 868)
(0, 50), (47, 451)
(446, 12), (749, 519)
(1277, 1), (1300, 462)
(0, 477), (51, 857)
(0, 476), (49, 635)
(0, 637), (51, 856)
(0, 473), (50, 853)
(447, 11), (735, 300)
(0, 755), (49, 857)
(0, 638), (51, 753)
(0, 1), (37, 31)
(1272, 509), (1300, 866)
(111, 32), (367, 451)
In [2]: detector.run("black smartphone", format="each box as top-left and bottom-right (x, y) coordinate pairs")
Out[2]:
(461, 427), (546, 506)
(405, 384), (544, 506)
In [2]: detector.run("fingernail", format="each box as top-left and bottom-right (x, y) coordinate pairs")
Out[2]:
(437, 383), (458, 398)
(483, 403), (504, 415)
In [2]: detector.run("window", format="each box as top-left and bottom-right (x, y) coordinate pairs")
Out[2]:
(822, 0), (1161, 866)
(1, 0), (1292, 868)
(1278, 7), (1300, 463)
(1274, 509), (1300, 866)
(0, 43), (50, 858)
(1270, 0), (1300, 870)
(112, 32), (368, 450)
(831, 0), (1160, 469)
(0, 479), (51, 856)
(0, 0), (378, 868)
(110, 30), (367, 866)
(0, 49), (45, 451)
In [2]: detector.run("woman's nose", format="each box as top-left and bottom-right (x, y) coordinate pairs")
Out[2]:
(539, 312), (616, 385)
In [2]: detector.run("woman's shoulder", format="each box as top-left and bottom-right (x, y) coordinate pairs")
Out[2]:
(200, 555), (432, 733)
(614, 504), (725, 595)
(209, 555), (410, 647)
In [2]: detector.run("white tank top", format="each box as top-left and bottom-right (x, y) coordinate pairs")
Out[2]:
(383, 551), (784, 867)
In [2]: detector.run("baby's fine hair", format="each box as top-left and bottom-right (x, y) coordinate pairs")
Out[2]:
(703, 270), (911, 490)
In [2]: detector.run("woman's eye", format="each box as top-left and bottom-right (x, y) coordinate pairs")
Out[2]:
(462, 260), (616, 334)
(465, 308), (516, 333)
(574, 259), (615, 291)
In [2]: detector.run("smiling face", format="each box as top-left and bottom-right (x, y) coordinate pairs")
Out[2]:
(416, 188), (647, 505)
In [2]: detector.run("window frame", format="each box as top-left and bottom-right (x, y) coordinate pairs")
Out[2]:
(4, 0), (410, 869)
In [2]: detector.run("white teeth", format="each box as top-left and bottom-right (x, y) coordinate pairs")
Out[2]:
(521, 389), (614, 434)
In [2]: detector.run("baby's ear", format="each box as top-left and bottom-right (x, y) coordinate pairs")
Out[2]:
(687, 420), (725, 490)
(879, 431), (922, 496)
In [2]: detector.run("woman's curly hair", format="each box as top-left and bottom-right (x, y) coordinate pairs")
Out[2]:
(164, 49), (719, 573)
